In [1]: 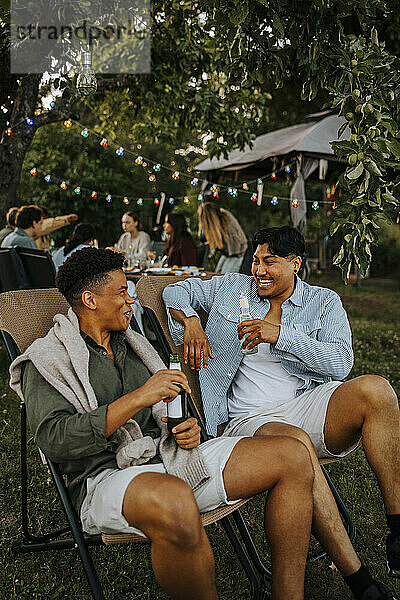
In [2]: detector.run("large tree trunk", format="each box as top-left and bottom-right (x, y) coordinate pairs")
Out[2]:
(0, 74), (41, 220)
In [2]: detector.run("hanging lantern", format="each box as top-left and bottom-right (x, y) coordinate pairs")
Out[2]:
(26, 117), (34, 126)
(64, 119), (72, 128)
(184, 196), (190, 204)
(153, 164), (161, 172)
(172, 171), (180, 180)
(135, 156), (143, 165)
(44, 174), (51, 183)
(251, 193), (257, 202)
(30, 167), (37, 176)
(91, 191), (97, 199)
(123, 196), (129, 204)
(100, 138), (108, 148)
(106, 194), (112, 203)
(149, 174), (156, 182)
(137, 198), (143, 206)
(191, 178), (198, 187)
(60, 181), (67, 190)
(271, 196), (279, 206)
(81, 128), (89, 138)
(291, 199), (299, 208)
(312, 201), (319, 210)
(74, 187), (81, 195)
(242, 182), (249, 191)
(116, 147), (124, 156)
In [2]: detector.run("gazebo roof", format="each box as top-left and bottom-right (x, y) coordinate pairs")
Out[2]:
(196, 114), (349, 172)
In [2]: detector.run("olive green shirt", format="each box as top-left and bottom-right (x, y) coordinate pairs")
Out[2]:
(22, 331), (161, 512)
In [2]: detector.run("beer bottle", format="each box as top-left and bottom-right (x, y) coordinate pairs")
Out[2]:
(167, 354), (188, 431)
(239, 290), (258, 355)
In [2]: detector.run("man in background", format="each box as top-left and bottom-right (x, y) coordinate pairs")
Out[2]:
(1, 205), (43, 249)
(0, 207), (19, 246)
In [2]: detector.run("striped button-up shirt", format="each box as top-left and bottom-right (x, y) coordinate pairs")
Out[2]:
(163, 274), (353, 437)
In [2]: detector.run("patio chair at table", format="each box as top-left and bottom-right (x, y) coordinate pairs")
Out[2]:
(0, 287), (274, 600)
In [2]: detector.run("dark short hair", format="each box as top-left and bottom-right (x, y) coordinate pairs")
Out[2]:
(64, 223), (96, 255)
(15, 205), (43, 229)
(252, 227), (305, 257)
(6, 207), (19, 227)
(56, 247), (125, 308)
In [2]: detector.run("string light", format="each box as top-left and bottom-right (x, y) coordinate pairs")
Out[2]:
(60, 181), (67, 189)
(153, 164), (161, 172)
(135, 156), (143, 165)
(232, 188), (238, 198)
(242, 183), (249, 191)
(285, 166), (292, 174)
(30, 167), (37, 176)
(184, 196), (190, 204)
(271, 172), (277, 180)
(137, 198), (143, 206)
(116, 147), (124, 156)
(106, 194), (112, 203)
(191, 178), (198, 186)
(271, 196), (278, 206)
(50, 101), (55, 108)
(172, 171), (180, 180)
(332, 202), (337, 210)
(292, 199), (299, 208)
(44, 174), (51, 182)
(81, 128), (89, 138)
(74, 187), (81, 194)
(26, 118), (34, 126)
(100, 138), (108, 148)
(251, 193), (257, 202)
(154, 198), (160, 205)
(123, 196), (129, 204)
(149, 174), (156, 182)
(91, 191), (97, 199)
(64, 120), (72, 128)
(169, 197), (175, 205)
(6, 127), (12, 136)
(198, 194), (204, 202)
(312, 201), (319, 210)
(142, 161), (147, 168)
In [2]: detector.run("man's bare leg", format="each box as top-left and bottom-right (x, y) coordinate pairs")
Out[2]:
(222, 436), (314, 600)
(324, 375), (400, 515)
(254, 421), (362, 576)
(123, 472), (218, 600)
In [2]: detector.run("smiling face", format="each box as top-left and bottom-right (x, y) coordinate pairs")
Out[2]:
(251, 244), (301, 301)
(86, 269), (135, 331)
(163, 216), (173, 235)
(121, 214), (138, 234)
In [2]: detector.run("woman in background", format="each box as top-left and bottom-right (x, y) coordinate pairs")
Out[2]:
(163, 213), (197, 266)
(53, 223), (96, 271)
(197, 202), (247, 274)
(116, 212), (151, 260)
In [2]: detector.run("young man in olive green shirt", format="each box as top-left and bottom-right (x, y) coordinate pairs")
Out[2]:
(11, 247), (315, 600)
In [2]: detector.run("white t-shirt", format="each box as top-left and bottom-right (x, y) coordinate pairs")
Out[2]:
(116, 231), (151, 259)
(228, 343), (302, 418)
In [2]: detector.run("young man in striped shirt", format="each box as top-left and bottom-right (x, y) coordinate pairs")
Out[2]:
(163, 226), (400, 600)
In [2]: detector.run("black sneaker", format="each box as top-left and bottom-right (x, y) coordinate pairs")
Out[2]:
(359, 581), (398, 600)
(360, 580), (397, 600)
(387, 534), (400, 578)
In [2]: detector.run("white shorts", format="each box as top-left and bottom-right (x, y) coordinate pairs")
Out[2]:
(80, 436), (244, 537)
(223, 381), (361, 460)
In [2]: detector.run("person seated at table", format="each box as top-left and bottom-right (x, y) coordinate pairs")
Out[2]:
(0, 206), (19, 246)
(10, 247), (315, 600)
(163, 213), (197, 267)
(1, 205), (43, 249)
(52, 223), (96, 271)
(116, 212), (151, 261)
(34, 206), (78, 251)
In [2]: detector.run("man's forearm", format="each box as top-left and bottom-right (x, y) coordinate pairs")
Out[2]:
(105, 388), (147, 437)
(169, 308), (200, 326)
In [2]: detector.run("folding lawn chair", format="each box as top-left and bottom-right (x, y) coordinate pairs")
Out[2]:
(135, 275), (359, 566)
(0, 287), (273, 600)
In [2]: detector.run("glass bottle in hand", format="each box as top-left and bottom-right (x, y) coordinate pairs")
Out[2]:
(167, 354), (188, 431)
(239, 290), (258, 355)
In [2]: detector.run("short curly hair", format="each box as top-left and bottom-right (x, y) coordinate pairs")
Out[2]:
(56, 247), (125, 308)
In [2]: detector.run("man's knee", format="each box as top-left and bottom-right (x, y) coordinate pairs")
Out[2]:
(277, 437), (315, 486)
(130, 476), (202, 547)
(256, 423), (318, 460)
(354, 375), (398, 413)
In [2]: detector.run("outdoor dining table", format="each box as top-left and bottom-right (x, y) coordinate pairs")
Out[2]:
(124, 266), (217, 283)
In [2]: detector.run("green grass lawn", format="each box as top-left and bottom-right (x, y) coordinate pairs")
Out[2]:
(0, 273), (399, 599)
